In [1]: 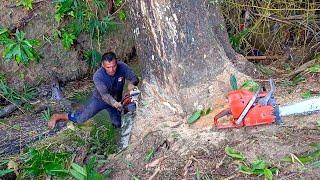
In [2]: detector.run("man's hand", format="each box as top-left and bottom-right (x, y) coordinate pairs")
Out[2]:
(113, 101), (123, 112)
(48, 119), (57, 129)
(127, 83), (136, 92)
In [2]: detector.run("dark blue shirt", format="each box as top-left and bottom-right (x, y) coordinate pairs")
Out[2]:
(93, 61), (139, 105)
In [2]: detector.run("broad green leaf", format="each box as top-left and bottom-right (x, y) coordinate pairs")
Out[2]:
(264, 169), (273, 180)
(230, 74), (238, 90)
(308, 64), (320, 73)
(241, 80), (259, 92)
(3, 43), (16, 59)
(251, 160), (267, 170)
(187, 110), (202, 124)
(71, 163), (87, 177)
(0, 169), (14, 177)
(22, 44), (35, 60)
(239, 165), (252, 174)
(70, 169), (85, 180)
(225, 146), (246, 160)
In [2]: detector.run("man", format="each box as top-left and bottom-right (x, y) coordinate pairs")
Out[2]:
(48, 52), (139, 129)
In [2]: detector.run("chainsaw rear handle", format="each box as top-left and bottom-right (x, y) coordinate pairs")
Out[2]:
(213, 108), (243, 128)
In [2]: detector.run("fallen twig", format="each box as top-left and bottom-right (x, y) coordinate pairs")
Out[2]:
(148, 167), (160, 180)
(245, 56), (280, 61)
(0, 93), (25, 115)
(216, 155), (226, 169)
(286, 59), (316, 79)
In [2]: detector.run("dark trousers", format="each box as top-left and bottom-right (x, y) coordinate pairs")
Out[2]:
(68, 96), (121, 128)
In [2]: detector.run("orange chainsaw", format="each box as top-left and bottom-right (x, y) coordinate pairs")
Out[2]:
(214, 79), (281, 128)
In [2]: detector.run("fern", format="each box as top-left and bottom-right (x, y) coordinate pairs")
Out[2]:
(93, 0), (106, 9)
(62, 32), (76, 49)
(53, 0), (117, 49)
(88, 16), (117, 39)
(84, 49), (102, 69)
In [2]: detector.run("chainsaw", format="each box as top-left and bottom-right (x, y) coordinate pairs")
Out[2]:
(214, 79), (320, 128)
(121, 88), (141, 114)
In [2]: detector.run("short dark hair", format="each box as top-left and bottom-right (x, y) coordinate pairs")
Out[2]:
(102, 52), (116, 62)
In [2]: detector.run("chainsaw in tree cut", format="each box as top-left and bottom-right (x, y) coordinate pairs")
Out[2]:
(213, 79), (320, 128)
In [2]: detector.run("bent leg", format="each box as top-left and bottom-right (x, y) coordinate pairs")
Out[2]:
(69, 96), (106, 124)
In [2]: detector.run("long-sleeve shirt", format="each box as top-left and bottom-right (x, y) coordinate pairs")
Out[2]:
(92, 61), (139, 106)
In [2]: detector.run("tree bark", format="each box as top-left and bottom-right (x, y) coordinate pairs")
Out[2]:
(128, 1), (250, 114)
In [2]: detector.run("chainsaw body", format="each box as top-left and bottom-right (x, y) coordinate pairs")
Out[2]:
(121, 88), (140, 114)
(214, 80), (280, 128)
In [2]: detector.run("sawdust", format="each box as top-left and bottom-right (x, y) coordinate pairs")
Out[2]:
(106, 77), (320, 179)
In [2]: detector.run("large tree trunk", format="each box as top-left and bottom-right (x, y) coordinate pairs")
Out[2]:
(128, 1), (251, 114)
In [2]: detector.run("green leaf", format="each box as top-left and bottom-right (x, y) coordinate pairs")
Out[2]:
(144, 148), (155, 162)
(70, 169), (85, 180)
(196, 168), (201, 180)
(230, 74), (238, 90)
(71, 163), (87, 177)
(132, 175), (140, 180)
(0, 169), (14, 177)
(239, 164), (252, 174)
(301, 90), (312, 99)
(114, 0), (123, 8)
(225, 146), (246, 160)
(18, 0), (33, 10)
(84, 49), (102, 68)
(62, 32), (76, 49)
(0, 27), (9, 40)
(251, 160), (267, 170)
(241, 80), (260, 92)
(118, 10), (127, 22)
(0, 160), (9, 166)
(93, 0), (106, 9)
(264, 169), (273, 180)
(308, 64), (320, 73)
(187, 110), (202, 124)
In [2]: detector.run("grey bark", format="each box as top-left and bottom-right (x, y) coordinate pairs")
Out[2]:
(128, 0), (251, 114)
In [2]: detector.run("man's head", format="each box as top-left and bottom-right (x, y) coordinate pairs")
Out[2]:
(102, 52), (117, 76)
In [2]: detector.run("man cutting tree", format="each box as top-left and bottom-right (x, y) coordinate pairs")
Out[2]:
(48, 52), (139, 129)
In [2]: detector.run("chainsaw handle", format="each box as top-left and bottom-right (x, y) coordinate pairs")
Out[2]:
(213, 108), (231, 126)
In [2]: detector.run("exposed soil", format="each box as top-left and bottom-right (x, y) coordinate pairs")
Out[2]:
(103, 72), (320, 179)
(2, 70), (319, 179)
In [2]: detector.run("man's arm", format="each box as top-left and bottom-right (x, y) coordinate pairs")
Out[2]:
(93, 75), (118, 106)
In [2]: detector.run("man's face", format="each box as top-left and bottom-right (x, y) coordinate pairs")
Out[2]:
(102, 59), (117, 76)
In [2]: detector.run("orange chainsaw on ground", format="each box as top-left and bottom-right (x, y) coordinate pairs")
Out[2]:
(213, 79), (282, 128)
